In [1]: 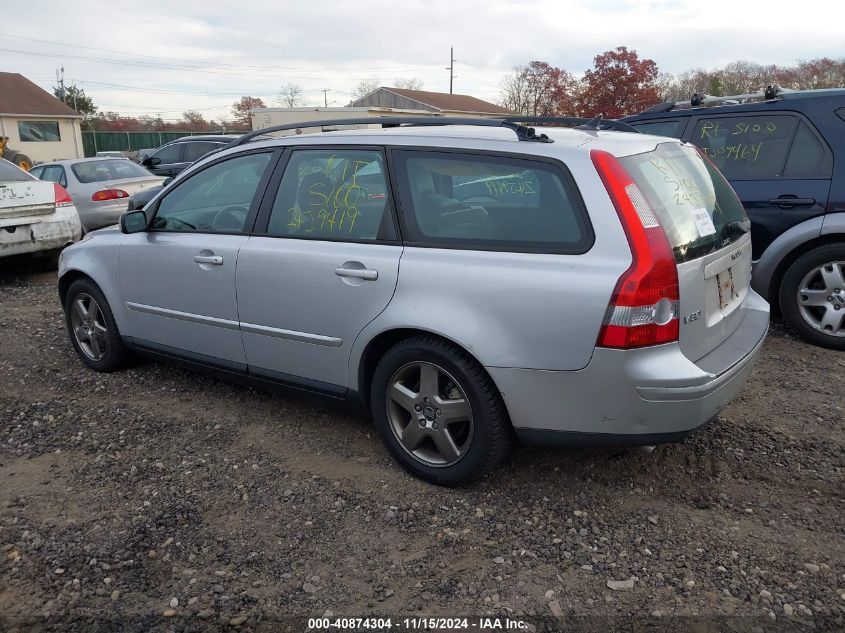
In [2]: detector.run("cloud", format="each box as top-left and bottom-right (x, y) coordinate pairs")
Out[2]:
(2, 0), (842, 120)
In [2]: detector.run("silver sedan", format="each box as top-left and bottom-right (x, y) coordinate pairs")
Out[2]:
(30, 158), (165, 232)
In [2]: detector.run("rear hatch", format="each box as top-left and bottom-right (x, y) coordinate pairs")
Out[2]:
(620, 142), (753, 363)
(0, 160), (56, 224)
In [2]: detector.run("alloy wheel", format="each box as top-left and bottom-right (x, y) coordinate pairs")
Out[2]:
(796, 260), (845, 337)
(386, 361), (474, 468)
(70, 293), (109, 361)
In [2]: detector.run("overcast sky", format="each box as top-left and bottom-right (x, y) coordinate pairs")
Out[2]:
(3, 0), (843, 121)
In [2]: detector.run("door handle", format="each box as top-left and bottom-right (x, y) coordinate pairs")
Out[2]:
(335, 267), (378, 280)
(194, 254), (223, 265)
(768, 196), (816, 207)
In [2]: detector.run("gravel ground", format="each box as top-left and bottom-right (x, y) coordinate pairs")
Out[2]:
(0, 257), (843, 632)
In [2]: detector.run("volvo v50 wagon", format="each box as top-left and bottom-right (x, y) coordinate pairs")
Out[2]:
(58, 118), (769, 485)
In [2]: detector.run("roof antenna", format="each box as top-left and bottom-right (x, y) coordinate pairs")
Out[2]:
(575, 115), (603, 130)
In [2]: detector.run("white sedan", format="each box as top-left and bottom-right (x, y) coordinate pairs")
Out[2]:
(30, 158), (165, 232)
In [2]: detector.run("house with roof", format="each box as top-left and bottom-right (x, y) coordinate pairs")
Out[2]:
(0, 72), (84, 166)
(250, 87), (512, 134)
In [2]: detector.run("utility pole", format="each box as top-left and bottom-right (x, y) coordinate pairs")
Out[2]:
(446, 47), (456, 94)
(322, 89), (331, 107)
(55, 66), (66, 102)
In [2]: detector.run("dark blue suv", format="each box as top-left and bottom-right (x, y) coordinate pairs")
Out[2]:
(625, 88), (845, 349)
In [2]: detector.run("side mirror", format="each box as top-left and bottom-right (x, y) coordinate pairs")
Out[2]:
(149, 156), (162, 166)
(163, 177), (174, 187)
(120, 209), (148, 234)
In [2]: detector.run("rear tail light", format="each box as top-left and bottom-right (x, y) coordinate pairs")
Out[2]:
(92, 189), (129, 201)
(590, 149), (680, 349)
(54, 183), (74, 207)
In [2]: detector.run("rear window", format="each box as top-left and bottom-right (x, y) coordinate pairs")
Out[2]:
(0, 159), (34, 182)
(72, 160), (152, 184)
(393, 151), (592, 253)
(620, 142), (750, 263)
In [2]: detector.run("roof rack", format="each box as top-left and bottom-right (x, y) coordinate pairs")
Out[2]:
(646, 85), (797, 113)
(230, 116), (553, 147)
(502, 115), (640, 133)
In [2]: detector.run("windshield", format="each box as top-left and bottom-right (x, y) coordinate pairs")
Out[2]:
(72, 160), (153, 184)
(620, 142), (750, 263)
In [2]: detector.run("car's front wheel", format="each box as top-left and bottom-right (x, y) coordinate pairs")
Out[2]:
(371, 336), (511, 486)
(64, 278), (133, 371)
(779, 243), (845, 350)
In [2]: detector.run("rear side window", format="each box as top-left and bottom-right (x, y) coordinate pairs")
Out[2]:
(630, 119), (685, 138)
(183, 141), (224, 163)
(691, 115), (798, 180)
(266, 149), (393, 242)
(0, 159), (33, 182)
(393, 151), (592, 253)
(783, 122), (833, 179)
(620, 142), (750, 262)
(72, 160), (153, 183)
(39, 165), (68, 187)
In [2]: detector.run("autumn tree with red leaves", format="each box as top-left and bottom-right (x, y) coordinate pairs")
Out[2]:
(232, 96), (266, 129)
(499, 61), (578, 116)
(576, 47), (660, 118)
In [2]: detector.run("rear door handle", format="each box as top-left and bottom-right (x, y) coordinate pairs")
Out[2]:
(335, 267), (378, 280)
(768, 196), (816, 207)
(194, 254), (223, 265)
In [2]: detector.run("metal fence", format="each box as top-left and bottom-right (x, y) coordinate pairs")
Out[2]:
(81, 131), (229, 157)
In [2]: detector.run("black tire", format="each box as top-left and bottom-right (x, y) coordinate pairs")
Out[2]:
(64, 278), (134, 371)
(778, 242), (845, 350)
(371, 335), (511, 486)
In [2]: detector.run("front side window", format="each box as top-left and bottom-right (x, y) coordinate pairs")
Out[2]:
(266, 149), (392, 241)
(151, 152), (272, 233)
(150, 143), (184, 165)
(393, 151), (592, 252)
(18, 121), (60, 142)
(691, 115), (798, 180)
(71, 160), (152, 183)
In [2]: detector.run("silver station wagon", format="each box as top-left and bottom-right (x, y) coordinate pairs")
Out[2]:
(58, 117), (769, 485)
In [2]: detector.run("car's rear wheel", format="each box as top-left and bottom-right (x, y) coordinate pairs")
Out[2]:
(371, 335), (511, 486)
(64, 278), (133, 371)
(779, 243), (845, 350)
(12, 153), (32, 171)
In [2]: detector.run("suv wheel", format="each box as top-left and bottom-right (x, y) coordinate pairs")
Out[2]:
(779, 243), (845, 350)
(64, 278), (133, 371)
(371, 336), (511, 486)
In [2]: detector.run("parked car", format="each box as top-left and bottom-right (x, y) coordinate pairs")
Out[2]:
(30, 158), (165, 232)
(57, 117), (769, 485)
(0, 157), (81, 258)
(95, 151), (126, 159)
(624, 87), (845, 349)
(140, 135), (239, 177)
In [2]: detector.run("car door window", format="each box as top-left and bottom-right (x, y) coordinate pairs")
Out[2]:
(630, 119), (685, 138)
(266, 149), (393, 241)
(691, 115), (798, 180)
(151, 143), (184, 165)
(783, 122), (833, 179)
(393, 151), (592, 253)
(182, 141), (223, 163)
(151, 152), (273, 233)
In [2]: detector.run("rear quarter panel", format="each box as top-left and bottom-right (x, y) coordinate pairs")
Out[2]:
(348, 151), (633, 377)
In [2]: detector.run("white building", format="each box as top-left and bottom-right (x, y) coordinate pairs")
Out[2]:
(0, 72), (84, 166)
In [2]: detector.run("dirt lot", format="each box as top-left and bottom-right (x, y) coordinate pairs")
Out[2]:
(0, 256), (843, 632)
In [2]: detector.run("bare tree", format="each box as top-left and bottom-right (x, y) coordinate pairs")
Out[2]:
(278, 83), (304, 108)
(352, 78), (381, 100)
(393, 77), (424, 91)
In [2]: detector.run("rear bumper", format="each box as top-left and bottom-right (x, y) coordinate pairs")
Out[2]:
(78, 200), (128, 232)
(489, 290), (769, 445)
(0, 206), (82, 258)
